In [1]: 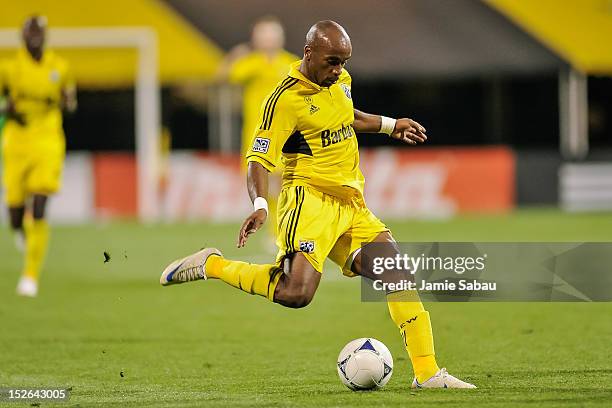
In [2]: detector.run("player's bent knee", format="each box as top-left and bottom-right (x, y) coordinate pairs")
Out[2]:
(275, 279), (316, 308)
(283, 298), (310, 309)
(283, 291), (314, 309)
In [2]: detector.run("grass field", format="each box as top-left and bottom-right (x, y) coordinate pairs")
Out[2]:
(1, 209), (612, 407)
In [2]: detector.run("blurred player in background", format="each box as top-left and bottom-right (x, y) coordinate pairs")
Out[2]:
(217, 16), (298, 162)
(162, 21), (475, 389)
(0, 16), (77, 297)
(217, 16), (298, 240)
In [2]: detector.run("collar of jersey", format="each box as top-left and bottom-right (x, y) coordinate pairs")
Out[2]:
(18, 47), (51, 64)
(288, 61), (323, 91)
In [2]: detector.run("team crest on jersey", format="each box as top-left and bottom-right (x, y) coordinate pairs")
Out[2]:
(299, 240), (315, 253)
(252, 137), (270, 153)
(49, 70), (60, 83)
(341, 84), (351, 99)
(304, 96), (313, 104)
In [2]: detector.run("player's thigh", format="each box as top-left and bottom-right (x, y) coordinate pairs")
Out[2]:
(351, 231), (402, 281)
(328, 205), (390, 278)
(275, 186), (342, 273)
(26, 148), (64, 196)
(1, 149), (29, 206)
(276, 252), (322, 298)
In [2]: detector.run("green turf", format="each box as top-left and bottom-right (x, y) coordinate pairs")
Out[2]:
(1, 209), (611, 407)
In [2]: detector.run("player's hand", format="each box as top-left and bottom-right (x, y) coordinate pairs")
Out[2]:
(390, 118), (427, 145)
(9, 112), (26, 126)
(5, 100), (26, 126)
(237, 209), (267, 248)
(226, 43), (251, 61)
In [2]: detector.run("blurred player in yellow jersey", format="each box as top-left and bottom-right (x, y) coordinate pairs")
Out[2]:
(0, 16), (77, 297)
(218, 16), (298, 161)
(217, 17), (298, 242)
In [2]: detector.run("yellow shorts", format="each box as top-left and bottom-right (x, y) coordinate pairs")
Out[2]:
(1, 145), (65, 206)
(275, 185), (389, 276)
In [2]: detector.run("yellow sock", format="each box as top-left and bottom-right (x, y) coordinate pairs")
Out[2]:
(206, 256), (282, 301)
(23, 219), (50, 281)
(387, 290), (440, 383)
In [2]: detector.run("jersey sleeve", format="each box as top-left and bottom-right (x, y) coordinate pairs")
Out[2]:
(245, 92), (297, 171)
(228, 55), (255, 85)
(60, 59), (76, 93)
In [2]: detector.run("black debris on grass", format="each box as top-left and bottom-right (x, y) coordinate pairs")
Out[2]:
(103, 252), (111, 263)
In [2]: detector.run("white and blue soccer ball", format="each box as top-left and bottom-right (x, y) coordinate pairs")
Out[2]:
(337, 338), (393, 390)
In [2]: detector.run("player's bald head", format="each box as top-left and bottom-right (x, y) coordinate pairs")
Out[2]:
(301, 20), (352, 87)
(22, 15), (47, 54)
(305, 20), (351, 53)
(23, 15), (47, 31)
(252, 15), (285, 53)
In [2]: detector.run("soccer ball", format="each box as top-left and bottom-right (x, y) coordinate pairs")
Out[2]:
(337, 338), (393, 390)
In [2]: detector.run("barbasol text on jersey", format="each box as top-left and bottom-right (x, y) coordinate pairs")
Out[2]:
(321, 124), (354, 148)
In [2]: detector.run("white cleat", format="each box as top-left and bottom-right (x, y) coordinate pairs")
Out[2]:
(160, 248), (222, 286)
(412, 368), (477, 389)
(16, 276), (38, 297)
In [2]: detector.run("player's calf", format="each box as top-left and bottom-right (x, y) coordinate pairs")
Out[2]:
(13, 230), (25, 252)
(8, 206), (26, 247)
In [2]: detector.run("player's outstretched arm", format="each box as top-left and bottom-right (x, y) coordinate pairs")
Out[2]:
(215, 43), (251, 83)
(62, 86), (77, 113)
(238, 161), (270, 248)
(353, 109), (427, 145)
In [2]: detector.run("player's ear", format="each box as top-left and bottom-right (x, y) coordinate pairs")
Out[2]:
(304, 45), (311, 61)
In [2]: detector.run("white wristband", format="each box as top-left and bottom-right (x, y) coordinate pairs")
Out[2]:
(253, 197), (268, 214)
(380, 116), (397, 135)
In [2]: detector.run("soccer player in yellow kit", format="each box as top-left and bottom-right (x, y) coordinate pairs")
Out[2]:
(218, 16), (299, 162)
(0, 16), (77, 297)
(161, 21), (476, 389)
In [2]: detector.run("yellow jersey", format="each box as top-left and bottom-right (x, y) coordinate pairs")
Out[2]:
(246, 61), (364, 200)
(0, 48), (74, 152)
(228, 50), (298, 155)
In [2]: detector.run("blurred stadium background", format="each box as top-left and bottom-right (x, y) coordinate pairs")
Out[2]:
(1, 1), (612, 406)
(1, 0), (611, 223)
